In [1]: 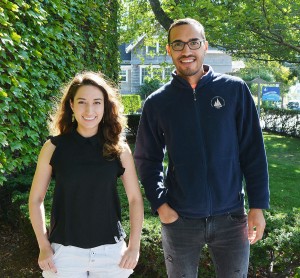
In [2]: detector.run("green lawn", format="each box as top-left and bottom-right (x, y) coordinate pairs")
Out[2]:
(263, 132), (300, 212)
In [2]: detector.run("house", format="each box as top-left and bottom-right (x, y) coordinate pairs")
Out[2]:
(119, 37), (234, 95)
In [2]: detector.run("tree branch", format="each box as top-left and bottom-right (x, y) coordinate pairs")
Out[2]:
(250, 28), (300, 53)
(260, 0), (300, 53)
(148, 0), (173, 30)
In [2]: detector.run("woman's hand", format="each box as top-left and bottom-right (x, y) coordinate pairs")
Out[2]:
(119, 246), (140, 269)
(38, 245), (57, 273)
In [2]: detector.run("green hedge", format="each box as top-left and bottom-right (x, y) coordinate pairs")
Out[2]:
(126, 114), (141, 140)
(124, 108), (300, 142)
(261, 108), (300, 137)
(0, 0), (119, 185)
(249, 209), (300, 277)
(138, 212), (300, 277)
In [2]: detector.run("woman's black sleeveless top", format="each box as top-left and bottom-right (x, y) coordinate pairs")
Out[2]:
(48, 130), (125, 248)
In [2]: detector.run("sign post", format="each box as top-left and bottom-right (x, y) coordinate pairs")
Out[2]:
(249, 77), (280, 117)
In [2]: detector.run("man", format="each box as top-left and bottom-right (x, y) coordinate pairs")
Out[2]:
(134, 18), (269, 277)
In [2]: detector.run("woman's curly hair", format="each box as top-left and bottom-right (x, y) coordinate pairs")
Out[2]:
(50, 71), (127, 158)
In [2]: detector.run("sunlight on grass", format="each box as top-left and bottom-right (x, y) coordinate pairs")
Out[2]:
(270, 143), (287, 149)
(264, 132), (300, 212)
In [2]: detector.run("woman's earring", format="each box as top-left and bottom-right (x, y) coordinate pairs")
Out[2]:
(72, 114), (75, 122)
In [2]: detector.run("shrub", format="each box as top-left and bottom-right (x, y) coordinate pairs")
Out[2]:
(261, 108), (300, 137)
(126, 114), (141, 141)
(121, 94), (142, 114)
(138, 78), (161, 100)
(249, 209), (300, 277)
(133, 209), (300, 277)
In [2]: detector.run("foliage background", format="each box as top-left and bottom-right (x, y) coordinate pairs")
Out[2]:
(0, 0), (119, 185)
(121, 94), (142, 114)
(120, 0), (300, 64)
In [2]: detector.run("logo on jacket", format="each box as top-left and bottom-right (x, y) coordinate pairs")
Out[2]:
(211, 96), (225, 109)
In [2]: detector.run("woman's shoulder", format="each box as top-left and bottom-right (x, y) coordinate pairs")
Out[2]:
(39, 138), (57, 160)
(48, 133), (71, 146)
(120, 142), (131, 157)
(119, 143), (133, 164)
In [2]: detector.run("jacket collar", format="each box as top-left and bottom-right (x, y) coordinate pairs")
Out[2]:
(171, 64), (214, 89)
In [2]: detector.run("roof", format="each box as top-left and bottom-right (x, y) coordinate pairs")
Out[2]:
(125, 34), (146, 53)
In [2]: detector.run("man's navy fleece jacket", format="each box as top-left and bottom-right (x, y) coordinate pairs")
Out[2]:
(134, 65), (270, 218)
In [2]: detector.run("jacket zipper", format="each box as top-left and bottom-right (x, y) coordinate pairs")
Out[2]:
(193, 88), (212, 216)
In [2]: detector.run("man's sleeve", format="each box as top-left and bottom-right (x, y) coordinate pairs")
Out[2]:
(133, 99), (167, 213)
(237, 82), (270, 209)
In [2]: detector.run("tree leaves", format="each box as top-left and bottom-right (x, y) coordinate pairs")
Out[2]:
(120, 0), (300, 64)
(0, 0), (119, 185)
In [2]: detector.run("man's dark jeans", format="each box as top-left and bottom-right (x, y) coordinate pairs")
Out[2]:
(161, 208), (249, 278)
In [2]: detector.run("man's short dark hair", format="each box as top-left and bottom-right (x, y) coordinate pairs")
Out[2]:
(168, 18), (206, 44)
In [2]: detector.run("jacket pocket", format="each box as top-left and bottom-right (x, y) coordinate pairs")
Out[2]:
(227, 210), (247, 224)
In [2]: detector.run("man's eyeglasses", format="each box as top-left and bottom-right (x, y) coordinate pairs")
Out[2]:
(169, 39), (205, 51)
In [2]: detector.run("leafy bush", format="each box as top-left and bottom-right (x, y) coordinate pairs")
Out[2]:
(121, 94), (142, 114)
(126, 114), (141, 140)
(261, 108), (300, 137)
(0, 0), (119, 185)
(138, 78), (161, 100)
(5, 116), (299, 277)
(132, 209), (300, 278)
(249, 209), (300, 277)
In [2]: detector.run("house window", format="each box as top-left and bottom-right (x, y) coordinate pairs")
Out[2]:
(140, 67), (150, 84)
(140, 65), (174, 85)
(152, 67), (162, 79)
(146, 42), (159, 55)
(119, 69), (128, 82)
(163, 67), (174, 81)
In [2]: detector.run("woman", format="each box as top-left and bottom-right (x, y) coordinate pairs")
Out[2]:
(29, 71), (144, 277)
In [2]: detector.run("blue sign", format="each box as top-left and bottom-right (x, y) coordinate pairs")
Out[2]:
(262, 86), (280, 101)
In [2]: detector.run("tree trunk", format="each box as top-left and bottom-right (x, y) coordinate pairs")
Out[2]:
(148, 0), (173, 30)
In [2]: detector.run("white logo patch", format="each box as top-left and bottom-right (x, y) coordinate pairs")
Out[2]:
(211, 96), (225, 109)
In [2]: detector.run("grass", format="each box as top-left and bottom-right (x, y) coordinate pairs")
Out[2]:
(263, 132), (300, 212)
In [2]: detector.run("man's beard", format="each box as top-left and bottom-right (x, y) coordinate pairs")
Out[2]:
(178, 68), (200, 77)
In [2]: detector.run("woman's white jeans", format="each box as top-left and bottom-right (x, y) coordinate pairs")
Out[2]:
(42, 240), (133, 278)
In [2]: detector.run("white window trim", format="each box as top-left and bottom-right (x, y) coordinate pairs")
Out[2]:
(120, 66), (131, 83)
(139, 65), (159, 85)
(145, 42), (160, 55)
(139, 65), (174, 85)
